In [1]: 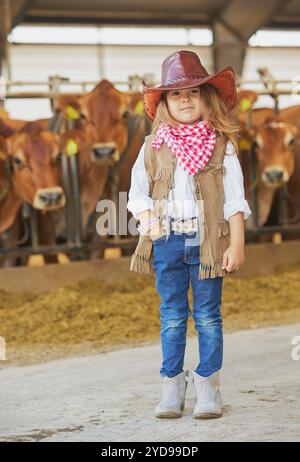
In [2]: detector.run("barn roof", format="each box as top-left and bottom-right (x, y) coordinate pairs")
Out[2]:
(4, 0), (300, 29)
(1, 0), (300, 74)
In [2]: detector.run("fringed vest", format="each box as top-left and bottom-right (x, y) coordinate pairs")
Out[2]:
(129, 132), (230, 280)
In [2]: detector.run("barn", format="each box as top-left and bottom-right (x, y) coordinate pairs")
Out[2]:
(0, 0), (299, 443)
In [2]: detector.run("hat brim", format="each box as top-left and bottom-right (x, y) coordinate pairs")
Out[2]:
(142, 66), (237, 121)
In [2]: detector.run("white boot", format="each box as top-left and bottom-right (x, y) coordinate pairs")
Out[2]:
(192, 370), (223, 419)
(154, 370), (189, 418)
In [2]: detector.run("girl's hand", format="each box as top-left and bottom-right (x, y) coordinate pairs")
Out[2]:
(222, 244), (245, 272)
(148, 221), (164, 241)
(223, 211), (245, 272)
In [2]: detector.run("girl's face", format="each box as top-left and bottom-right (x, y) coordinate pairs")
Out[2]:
(165, 86), (204, 125)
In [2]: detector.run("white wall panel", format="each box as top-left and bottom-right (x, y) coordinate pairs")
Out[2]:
(3, 44), (300, 119)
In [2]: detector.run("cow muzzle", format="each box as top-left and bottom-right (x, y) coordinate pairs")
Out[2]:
(91, 143), (120, 166)
(262, 168), (288, 187)
(33, 186), (66, 210)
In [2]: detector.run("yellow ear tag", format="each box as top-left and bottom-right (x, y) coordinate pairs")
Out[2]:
(66, 139), (78, 156)
(65, 105), (80, 120)
(240, 98), (251, 113)
(239, 138), (251, 151)
(134, 100), (144, 115)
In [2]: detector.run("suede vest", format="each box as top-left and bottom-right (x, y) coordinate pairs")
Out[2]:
(129, 132), (230, 280)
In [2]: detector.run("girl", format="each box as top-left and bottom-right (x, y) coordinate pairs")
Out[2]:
(127, 50), (251, 419)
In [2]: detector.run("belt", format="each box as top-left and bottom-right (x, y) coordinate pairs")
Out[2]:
(161, 217), (198, 233)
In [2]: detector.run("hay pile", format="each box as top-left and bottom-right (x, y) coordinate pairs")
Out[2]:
(1, 263), (300, 366)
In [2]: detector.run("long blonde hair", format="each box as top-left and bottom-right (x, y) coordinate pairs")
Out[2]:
(151, 83), (241, 155)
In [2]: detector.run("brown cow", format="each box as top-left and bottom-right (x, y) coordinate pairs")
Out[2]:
(240, 116), (298, 227)
(278, 106), (300, 227)
(1, 80), (145, 257)
(54, 79), (143, 164)
(57, 119), (110, 239)
(0, 122), (66, 264)
(0, 116), (49, 135)
(0, 135), (22, 235)
(0, 135), (25, 266)
(55, 115), (147, 246)
(52, 80), (145, 252)
(237, 91), (300, 230)
(5, 122), (65, 210)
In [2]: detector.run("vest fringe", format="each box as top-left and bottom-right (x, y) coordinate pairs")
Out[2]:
(147, 167), (156, 183)
(129, 236), (153, 274)
(199, 261), (226, 279)
(153, 167), (173, 188)
(130, 252), (153, 274)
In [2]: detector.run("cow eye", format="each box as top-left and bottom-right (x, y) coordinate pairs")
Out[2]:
(122, 110), (130, 119)
(288, 138), (295, 146)
(12, 156), (22, 166)
(252, 141), (259, 150)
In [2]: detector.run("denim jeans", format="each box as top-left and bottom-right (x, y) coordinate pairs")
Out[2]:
(152, 220), (223, 379)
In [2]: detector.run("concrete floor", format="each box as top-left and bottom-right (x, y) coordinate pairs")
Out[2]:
(0, 323), (299, 442)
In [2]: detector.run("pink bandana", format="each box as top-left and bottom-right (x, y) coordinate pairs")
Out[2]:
(152, 120), (216, 176)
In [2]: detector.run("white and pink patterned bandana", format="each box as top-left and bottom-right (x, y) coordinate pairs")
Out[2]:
(152, 120), (216, 176)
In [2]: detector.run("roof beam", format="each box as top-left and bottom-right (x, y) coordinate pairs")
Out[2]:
(11, 0), (36, 28)
(0, 0), (12, 77)
(210, 0), (291, 76)
(19, 8), (208, 26)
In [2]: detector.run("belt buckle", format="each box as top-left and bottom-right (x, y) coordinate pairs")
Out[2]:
(172, 218), (183, 233)
(173, 218), (193, 233)
(184, 222), (193, 233)
(166, 217), (198, 233)
(184, 218), (198, 233)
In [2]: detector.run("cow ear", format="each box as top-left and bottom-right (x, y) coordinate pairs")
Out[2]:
(0, 118), (15, 137)
(129, 93), (143, 114)
(79, 100), (89, 119)
(237, 90), (258, 113)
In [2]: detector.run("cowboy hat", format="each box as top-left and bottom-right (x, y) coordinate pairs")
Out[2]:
(142, 50), (237, 121)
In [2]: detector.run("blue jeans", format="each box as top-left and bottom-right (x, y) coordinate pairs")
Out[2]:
(152, 221), (223, 379)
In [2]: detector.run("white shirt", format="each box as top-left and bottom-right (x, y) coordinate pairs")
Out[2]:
(127, 140), (251, 222)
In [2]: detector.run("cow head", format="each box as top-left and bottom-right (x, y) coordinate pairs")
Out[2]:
(80, 79), (143, 162)
(242, 116), (298, 188)
(5, 122), (66, 210)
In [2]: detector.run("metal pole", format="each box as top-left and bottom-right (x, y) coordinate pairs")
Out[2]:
(0, 0), (12, 80)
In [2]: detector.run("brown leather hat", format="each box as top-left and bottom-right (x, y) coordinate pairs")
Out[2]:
(142, 50), (237, 121)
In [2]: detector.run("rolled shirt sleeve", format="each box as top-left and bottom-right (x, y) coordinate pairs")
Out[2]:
(223, 142), (252, 221)
(127, 143), (154, 220)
